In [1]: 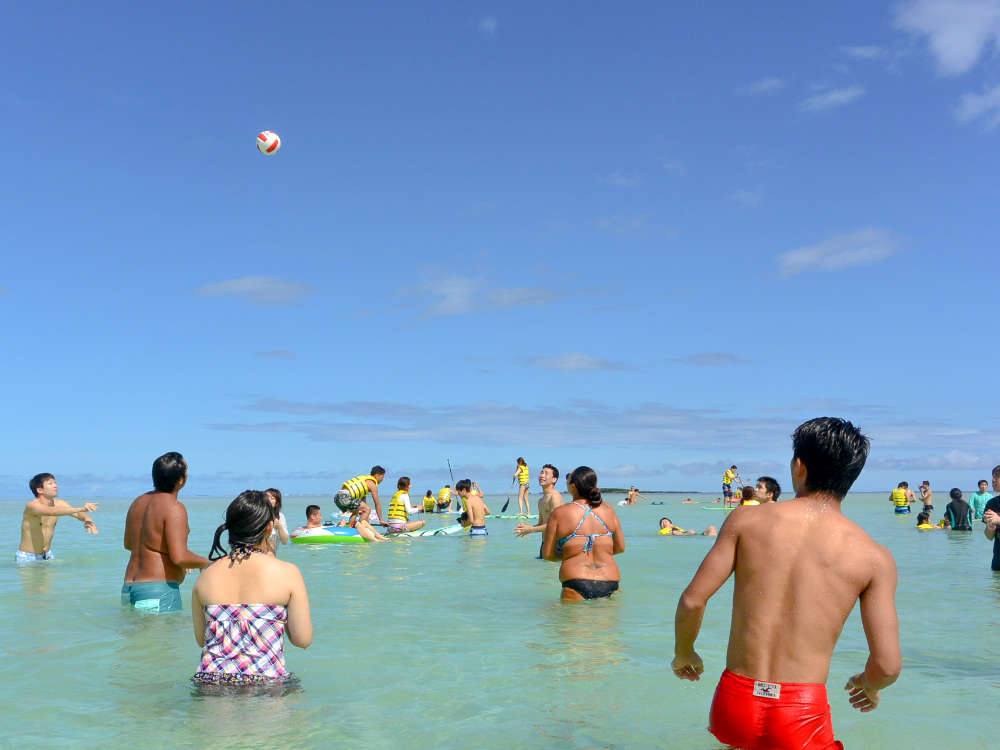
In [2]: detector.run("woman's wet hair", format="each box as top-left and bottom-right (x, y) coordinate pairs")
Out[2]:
(209, 490), (274, 561)
(265, 487), (283, 514)
(791, 417), (869, 498)
(949, 487), (962, 501)
(741, 486), (754, 501)
(568, 466), (602, 507)
(517, 457), (526, 466)
(152, 452), (187, 493)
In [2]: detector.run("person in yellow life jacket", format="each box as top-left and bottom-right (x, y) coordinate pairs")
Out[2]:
(384, 477), (426, 534)
(422, 490), (435, 513)
(889, 481), (913, 514)
(915, 511), (939, 530)
(722, 465), (740, 505)
(334, 466), (387, 525)
(436, 485), (452, 513)
(514, 457), (531, 516)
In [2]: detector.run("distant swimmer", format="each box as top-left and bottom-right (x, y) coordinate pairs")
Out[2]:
(753, 477), (781, 504)
(514, 457), (531, 516)
(334, 466), (386, 525)
(455, 479), (490, 536)
(123, 452), (209, 614)
(915, 511), (940, 530)
(625, 486), (647, 505)
(673, 417), (901, 749)
(943, 488), (972, 531)
(436, 485), (453, 513)
(918, 481), (934, 516)
(384, 477), (426, 534)
(16, 473), (99, 564)
(422, 490), (435, 513)
(542, 466), (625, 602)
(889, 481), (914, 514)
(514, 464), (565, 557)
(722, 466), (740, 505)
(969, 479), (991, 520)
(659, 518), (717, 537)
(683, 498), (696, 504)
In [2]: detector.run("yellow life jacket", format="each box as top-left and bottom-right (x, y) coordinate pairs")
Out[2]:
(742, 500), (760, 506)
(723, 469), (735, 485)
(437, 487), (451, 503)
(343, 474), (376, 501)
(659, 526), (687, 535)
(517, 464), (530, 485)
(423, 494), (436, 510)
(916, 523), (936, 530)
(388, 490), (409, 522)
(891, 488), (908, 508)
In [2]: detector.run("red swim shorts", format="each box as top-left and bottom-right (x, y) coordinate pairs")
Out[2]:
(709, 669), (843, 750)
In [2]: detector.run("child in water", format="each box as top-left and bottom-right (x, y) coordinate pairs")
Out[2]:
(915, 511), (939, 530)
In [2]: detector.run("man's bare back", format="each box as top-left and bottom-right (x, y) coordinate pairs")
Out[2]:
(465, 492), (490, 527)
(718, 497), (896, 683)
(123, 490), (207, 584)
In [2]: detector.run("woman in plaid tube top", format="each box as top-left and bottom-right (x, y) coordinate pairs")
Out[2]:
(192, 490), (313, 689)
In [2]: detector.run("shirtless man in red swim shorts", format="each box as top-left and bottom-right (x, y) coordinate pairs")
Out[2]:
(672, 417), (901, 750)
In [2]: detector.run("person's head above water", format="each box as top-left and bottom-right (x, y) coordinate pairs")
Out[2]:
(916, 511), (930, 526)
(741, 486), (754, 501)
(455, 478), (472, 494)
(790, 417), (870, 500)
(210, 490), (274, 560)
(305, 504), (322, 525)
(755, 476), (781, 502)
(949, 488), (962, 501)
(397, 476), (411, 491)
(458, 511), (470, 527)
(567, 466), (602, 507)
(152, 452), (187, 493)
(897, 481), (908, 489)
(659, 517), (672, 529)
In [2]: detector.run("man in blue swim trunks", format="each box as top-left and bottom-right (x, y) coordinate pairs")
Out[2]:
(455, 479), (490, 536)
(17, 473), (99, 564)
(122, 452), (209, 613)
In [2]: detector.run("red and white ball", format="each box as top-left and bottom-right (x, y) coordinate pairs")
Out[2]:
(256, 130), (281, 155)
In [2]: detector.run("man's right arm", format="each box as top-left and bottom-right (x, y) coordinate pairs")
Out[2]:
(27, 500), (98, 517)
(848, 545), (901, 712)
(164, 504), (209, 569)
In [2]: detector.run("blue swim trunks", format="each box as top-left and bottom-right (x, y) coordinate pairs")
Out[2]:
(894, 506), (911, 514)
(469, 526), (488, 537)
(15, 549), (54, 564)
(121, 581), (183, 613)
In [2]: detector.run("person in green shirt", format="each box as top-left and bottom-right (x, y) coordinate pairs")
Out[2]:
(969, 479), (992, 520)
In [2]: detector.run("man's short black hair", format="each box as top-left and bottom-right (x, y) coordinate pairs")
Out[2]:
(898, 481), (908, 488)
(791, 417), (869, 499)
(371, 465), (385, 476)
(152, 452), (187, 493)
(756, 476), (781, 501)
(542, 463), (559, 480)
(455, 478), (472, 493)
(29, 473), (54, 497)
(949, 488), (962, 501)
(306, 504), (321, 518)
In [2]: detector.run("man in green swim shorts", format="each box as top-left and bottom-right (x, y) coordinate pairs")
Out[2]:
(122, 452), (209, 613)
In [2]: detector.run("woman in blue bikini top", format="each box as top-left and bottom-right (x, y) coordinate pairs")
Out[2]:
(541, 466), (625, 602)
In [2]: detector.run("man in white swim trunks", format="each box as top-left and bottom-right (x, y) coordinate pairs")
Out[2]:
(17, 473), (99, 563)
(514, 464), (564, 557)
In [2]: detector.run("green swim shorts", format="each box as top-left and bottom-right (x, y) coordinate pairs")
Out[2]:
(120, 581), (183, 613)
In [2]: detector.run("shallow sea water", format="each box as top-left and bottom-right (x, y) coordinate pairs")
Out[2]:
(2, 491), (997, 749)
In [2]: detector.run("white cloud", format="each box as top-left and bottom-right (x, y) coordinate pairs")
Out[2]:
(529, 354), (630, 372)
(668, 352), (749, 367)
(413, 275), (561, 317)
(741, 77), (786, 94)
(841, 45), (886, 60)
(894, 0), (1000, 75)
(600, 171), (643, 188)
(955, 84), (1000, 128)
(193, 276), (314, 305)
(479, 16), (498, 36)
(254, 348), (296, 359)
(778, 228), (899, 277)
(800, 85), (866, 112)
(728, 188), (762, 207)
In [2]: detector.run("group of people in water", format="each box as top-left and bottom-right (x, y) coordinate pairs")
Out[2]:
(888, 478), (1000, 539)
(16, 417), (1000, 747)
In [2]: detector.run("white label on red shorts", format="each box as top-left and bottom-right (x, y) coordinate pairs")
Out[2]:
(753, 680), (781, 699)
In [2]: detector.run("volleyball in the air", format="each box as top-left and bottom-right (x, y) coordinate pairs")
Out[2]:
(256, 130), (281, 155)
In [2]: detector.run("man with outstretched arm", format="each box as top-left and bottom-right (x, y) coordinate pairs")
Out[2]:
(16, 473), (99, 563)
(514, 464), (564, 557)
(672, 417), (901, 750)
(122, 452), (209, 614)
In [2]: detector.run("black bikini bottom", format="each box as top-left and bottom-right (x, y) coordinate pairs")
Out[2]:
(562, 579), (619, 599)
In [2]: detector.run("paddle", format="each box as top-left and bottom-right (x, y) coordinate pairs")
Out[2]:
(501, 477), (515, 513)
(446, 458), (456, 511)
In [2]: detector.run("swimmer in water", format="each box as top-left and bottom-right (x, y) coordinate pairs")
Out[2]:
(514, 464), (565, 556)
(659, 518), (696, 535)
(16, 473), (99, 564)
(455, 479), (490, 536)
(915, 511), (940, 530)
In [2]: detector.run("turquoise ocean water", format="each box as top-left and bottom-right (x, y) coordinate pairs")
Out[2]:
(2, 491), (997, 749)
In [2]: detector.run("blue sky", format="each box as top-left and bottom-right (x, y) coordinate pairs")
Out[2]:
(3, 1), (999, 497)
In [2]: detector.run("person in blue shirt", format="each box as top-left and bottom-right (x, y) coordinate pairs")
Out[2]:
(969, 479), (992, 520)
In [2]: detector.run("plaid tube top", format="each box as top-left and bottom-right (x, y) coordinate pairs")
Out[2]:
(194, 604), (290, 682)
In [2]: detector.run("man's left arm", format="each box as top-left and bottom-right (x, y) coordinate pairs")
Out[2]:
(369, 482), (385, 524)
(59, 500), (99, 534)
(673, 514), (740, 680)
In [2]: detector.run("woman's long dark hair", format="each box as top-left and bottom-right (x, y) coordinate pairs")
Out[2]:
(265, 487), (283, 514)
(568, 466), (602, 507)
(209, 490), (274, 561)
